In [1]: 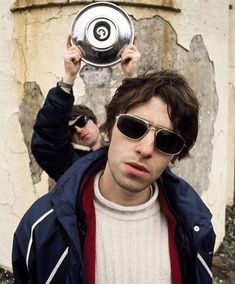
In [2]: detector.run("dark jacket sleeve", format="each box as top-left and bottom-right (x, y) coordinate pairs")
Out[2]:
(12, 232), (30, 284)
(12, 206), (35, 284)
(31, 85), (80, 181)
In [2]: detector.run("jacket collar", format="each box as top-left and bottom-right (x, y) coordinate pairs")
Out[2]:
(161, 168), (213, 239)
(51, 147), (107, 255)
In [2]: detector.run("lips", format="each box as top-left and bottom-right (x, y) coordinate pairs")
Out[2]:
(126, 162), (149, 173)
(124, 162), (150, 179)
(80, 133), (89, 140)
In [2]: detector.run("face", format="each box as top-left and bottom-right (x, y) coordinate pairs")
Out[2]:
(70, 117), (100, 150)
(102, 96), (174, 197)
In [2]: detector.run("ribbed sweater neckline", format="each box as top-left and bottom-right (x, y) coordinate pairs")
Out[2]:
(94, 171), (160, 220)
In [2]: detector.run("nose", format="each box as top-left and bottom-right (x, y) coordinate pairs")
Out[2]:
(75, 126), (83, 133)
(135, 130), (155, 158)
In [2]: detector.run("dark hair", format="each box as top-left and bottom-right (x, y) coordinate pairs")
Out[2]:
(71, 104), (97, 124)
(101, 70), (199, 160)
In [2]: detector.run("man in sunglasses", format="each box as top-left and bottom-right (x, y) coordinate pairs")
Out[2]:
(69, 104), (101, 151)
(13, 70), (215, 283)
(31, 35), (141, 181)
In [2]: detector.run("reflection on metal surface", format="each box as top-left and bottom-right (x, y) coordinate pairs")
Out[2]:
(71, 2), (134, 67)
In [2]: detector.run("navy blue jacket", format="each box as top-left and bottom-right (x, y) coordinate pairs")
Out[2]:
(12, 148), (215, 284)
(31, 86), (89, 182)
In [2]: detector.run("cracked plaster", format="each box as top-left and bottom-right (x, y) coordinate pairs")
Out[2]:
(19, 82), (44, 184)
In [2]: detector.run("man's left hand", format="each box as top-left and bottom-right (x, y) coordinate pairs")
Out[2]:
(120, 36), (141, 78)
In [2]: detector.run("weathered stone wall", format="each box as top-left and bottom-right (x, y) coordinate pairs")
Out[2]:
(0, 0), (233, 270)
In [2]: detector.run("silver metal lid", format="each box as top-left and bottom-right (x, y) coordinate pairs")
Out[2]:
(71, 2), (134, 67)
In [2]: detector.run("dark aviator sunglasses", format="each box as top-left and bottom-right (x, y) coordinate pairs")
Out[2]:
(116, 114), (185, 155)
(69, 114), (88, 135)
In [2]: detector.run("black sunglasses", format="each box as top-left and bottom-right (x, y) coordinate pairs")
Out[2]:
(69, 114), (88, 134)
(116, 114), (185, 155)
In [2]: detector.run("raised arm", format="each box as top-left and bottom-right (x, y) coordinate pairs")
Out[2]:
(31, 36), (85, 181)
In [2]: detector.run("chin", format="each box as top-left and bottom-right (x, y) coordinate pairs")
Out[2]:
(118, 180), (148, 193)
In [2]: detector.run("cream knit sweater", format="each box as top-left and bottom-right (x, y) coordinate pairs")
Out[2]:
(93, 171), (171, 284)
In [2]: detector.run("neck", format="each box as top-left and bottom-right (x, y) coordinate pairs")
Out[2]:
(91, 137), (101, 151)
(91, 142), (101, 151)
(99, 167), (152, 206)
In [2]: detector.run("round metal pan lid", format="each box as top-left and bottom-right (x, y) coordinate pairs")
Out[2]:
(71, 2), (134, 67)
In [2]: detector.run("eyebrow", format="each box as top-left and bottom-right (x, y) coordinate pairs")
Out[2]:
(128, 114), (174, 131)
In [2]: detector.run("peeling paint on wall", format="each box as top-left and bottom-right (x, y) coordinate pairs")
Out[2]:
(79, 65), (113, 122)
(18, 81), (43, 184)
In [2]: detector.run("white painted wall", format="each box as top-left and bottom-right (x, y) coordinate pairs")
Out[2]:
(0, 1), (48, 270)
(0, 0), (233, 270)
